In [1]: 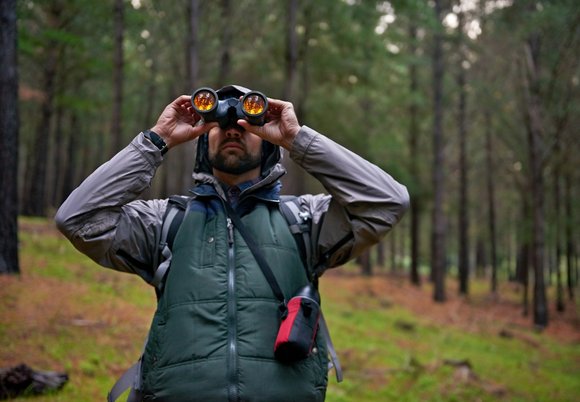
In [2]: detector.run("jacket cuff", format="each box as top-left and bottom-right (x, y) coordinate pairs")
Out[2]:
(289, 126), (319, 166)
(133, 132), (165, 167)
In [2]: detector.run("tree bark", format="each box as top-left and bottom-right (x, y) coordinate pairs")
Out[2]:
(523, 35), (548, 328)
(564, 171), (575, 300)
(22, 5), (62, 217)
(111, 0), (124, 155)
(281, 0), (306, 195)
(456, 9), (469, 296)
(475, 237), (486, 278)
(408, 19), (421, 287)
(376, 241), (385, 269)
(0, 0), (20, 274)
(485, 111), (498, 294)
(217, 0), (232, 87)
(61, 113), (79, 202)
(431, 0), (446, 302)
(390, 230), (397, 273)
(360, 250), (372, 277)
(187, 0), (199, 90)
(553, 141), (565, 311)
(516, 241), (530, 316)
(180, 0), (201, 194)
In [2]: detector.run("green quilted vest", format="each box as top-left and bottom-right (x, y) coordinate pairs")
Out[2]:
(140, 195), (329, 401)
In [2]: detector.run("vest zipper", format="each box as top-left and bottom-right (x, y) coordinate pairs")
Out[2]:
(226, 217), (239, 402)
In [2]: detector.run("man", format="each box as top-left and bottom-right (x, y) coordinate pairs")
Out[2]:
(56, 85), (409, 401)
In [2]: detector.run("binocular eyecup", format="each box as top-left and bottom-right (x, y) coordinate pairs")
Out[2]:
(191, 87), (268, 128)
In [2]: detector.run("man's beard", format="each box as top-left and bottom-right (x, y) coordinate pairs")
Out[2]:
(209, 142), (262, 175)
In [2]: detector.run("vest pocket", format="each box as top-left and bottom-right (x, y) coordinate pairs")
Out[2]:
(199, 223), (216, 268)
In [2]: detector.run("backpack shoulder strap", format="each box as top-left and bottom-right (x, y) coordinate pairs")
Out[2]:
(109, 196), (190, 401)
(279, 195), (313, 279)
(150, 195), (189, 290)
(279, 195), (344, 383)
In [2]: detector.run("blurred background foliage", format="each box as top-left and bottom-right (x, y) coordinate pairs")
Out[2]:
(10, 0), (580, 325)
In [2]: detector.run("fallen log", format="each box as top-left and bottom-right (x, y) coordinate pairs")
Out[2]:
(0, 363), (68, 400)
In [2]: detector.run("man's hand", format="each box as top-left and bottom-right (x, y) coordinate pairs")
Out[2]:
(237, 98), (301, 151)
(151, 95), (218, 149)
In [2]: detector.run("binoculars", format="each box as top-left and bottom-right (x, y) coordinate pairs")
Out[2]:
(191, 87), (268, 128)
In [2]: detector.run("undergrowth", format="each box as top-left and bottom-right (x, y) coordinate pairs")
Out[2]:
(0, 218), (578, 401)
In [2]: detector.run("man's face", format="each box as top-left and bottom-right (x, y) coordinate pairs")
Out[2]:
(207, 125), (263, 175)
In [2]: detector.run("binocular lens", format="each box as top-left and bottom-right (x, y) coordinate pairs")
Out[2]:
(193, 90), (216, 112)
(243, 94), (266, 116)
(190, 87), (268, 127)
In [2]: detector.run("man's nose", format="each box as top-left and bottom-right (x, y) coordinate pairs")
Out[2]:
(225, 127), (242, 139)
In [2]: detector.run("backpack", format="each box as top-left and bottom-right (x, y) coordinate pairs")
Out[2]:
(108, 195), (344, 402)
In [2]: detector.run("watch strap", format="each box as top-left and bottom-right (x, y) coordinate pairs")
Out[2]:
(143, 130), (168, 155)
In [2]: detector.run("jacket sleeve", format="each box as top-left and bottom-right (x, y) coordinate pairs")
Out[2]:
(289, 126), (410, 270)
(54, 133), (168, 282)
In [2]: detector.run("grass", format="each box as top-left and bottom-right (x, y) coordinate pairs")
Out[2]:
(0, 217), (578, 401)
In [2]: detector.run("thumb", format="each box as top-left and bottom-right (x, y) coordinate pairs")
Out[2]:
(237, 119), (267, 138)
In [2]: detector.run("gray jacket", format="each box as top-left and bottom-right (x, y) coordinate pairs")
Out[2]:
(55, 126), (409, 282)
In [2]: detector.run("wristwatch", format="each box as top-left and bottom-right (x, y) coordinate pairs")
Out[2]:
(143, 129), (168, 155)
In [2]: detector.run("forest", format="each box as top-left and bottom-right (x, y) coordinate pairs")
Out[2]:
(0, 0), (579, 400)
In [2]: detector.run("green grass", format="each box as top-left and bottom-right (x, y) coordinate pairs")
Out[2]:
(320, 273), (580, 402)
(1, 217), (578, 401)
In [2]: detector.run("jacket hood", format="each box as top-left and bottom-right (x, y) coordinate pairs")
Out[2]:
(193, 84), (283, 180)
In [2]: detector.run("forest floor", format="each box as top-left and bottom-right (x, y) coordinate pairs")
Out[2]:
(1, 218), (579, 401)
(322, 267), (580, 344)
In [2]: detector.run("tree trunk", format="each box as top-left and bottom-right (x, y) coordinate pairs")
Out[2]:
(456, 10), (469, 296)
(187, 0), (199, 90)
(431, 0), (446, 303)
(360, 250), (372, 277)
(111, 0), (124, 155)
(0, 0), (20, 275)
(179, 0), (201, 194)
(376, 240), (385, 269)
(485, 111), (498, 294)
(281, 0), (306, 195)
(390, 230), (397, 273)
(22, 29), (59, 216)
(49, 98), (65, 209)
(217, 0), (232, 87)
(61, 113), (79, 202)
(516, 242), (530, 317)
(407, 3), (421, 288)
(564, 171), (575, 300)
(475, 238), (486, 278)
(523, 35), (548, 328)
(284, 0), (298, 102)
(553, 142), (565, 311)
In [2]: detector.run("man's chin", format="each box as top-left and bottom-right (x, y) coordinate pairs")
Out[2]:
(209, 152), (261, 176)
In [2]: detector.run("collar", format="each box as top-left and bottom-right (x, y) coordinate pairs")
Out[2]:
(190, 163), (286, 205)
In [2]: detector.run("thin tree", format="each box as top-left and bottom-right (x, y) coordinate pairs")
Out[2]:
(408, 19), (421, 287)
(111, 0), (125, 155)
(180, 0), (201, 193)
(553, 171), (564, 311)
(431, 0), (447, 302)
(485, 111), (498, 295)
(456, 7), (469, 296)
(283, 0), (298, 102)
(522, 32), (548, 328)
(187, 0), (200, 89)
(564, 171), (575, 300)
(217, 0), (232, 87)
(21, 3), (62, 217)
(0, 0), (20, 274)
(281, 0), (306, 196)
